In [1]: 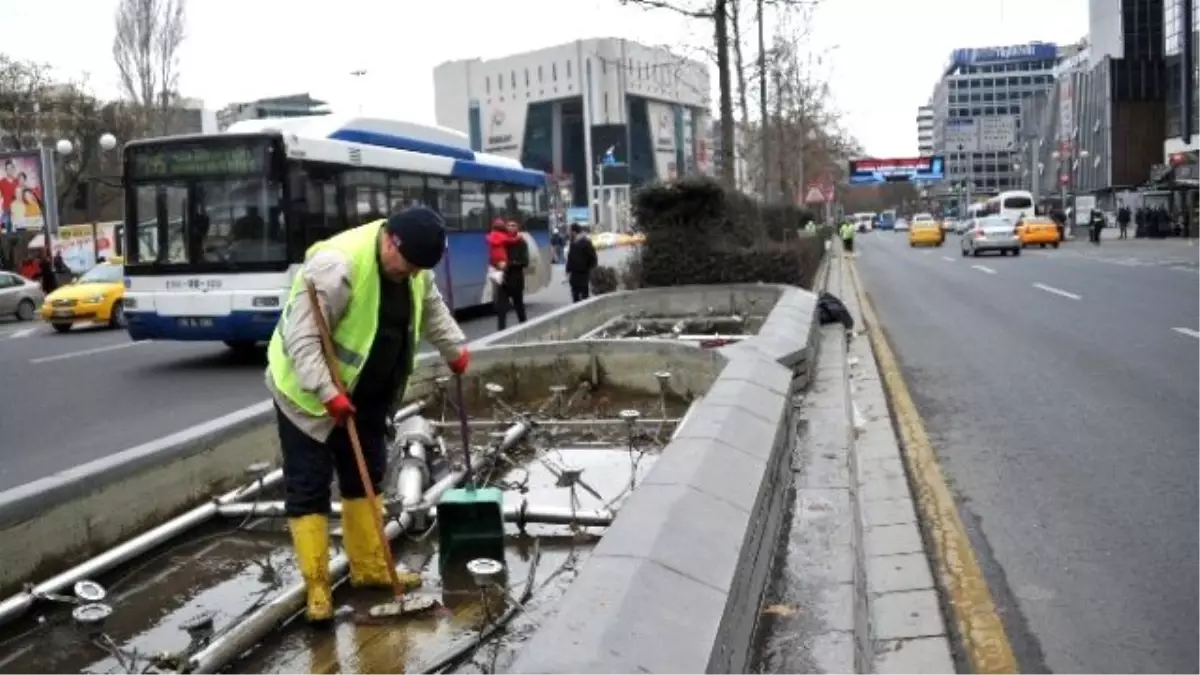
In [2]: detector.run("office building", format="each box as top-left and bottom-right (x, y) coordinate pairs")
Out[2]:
(1164, 0), (1197, 161)
(916, 105), (934, 155)
(926, 42), (1060, 205)
(216, 93), (330, 131)
(709, 119), (752, 194)
(1018, 0), (1176, 209)
(434, 38), (711, 227)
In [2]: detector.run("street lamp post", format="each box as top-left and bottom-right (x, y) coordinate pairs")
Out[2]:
(56, 133), (118, 266)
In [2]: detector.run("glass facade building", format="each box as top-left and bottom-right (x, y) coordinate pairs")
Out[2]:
(1164, 0), (1198, 143)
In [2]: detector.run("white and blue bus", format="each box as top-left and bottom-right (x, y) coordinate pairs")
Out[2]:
(120, 116), (552, 349)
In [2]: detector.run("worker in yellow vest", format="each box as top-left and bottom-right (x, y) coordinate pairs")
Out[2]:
(266, 207), (470, 622)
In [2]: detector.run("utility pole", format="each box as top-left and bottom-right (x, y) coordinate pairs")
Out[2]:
(756, 0), (768, 202)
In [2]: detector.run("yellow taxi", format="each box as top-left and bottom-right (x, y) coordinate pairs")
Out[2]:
(41, 260), (126, 333)
(908, 214), (945, 247)
(1017, 216), (1061, 249)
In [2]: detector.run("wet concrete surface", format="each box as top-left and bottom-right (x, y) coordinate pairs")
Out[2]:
(595, 315), (766, 339)
(853, 234), (1199, 674)
(0, 423), (671, 674)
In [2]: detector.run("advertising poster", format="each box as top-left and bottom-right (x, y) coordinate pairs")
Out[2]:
(0, 150), (48, 234)
(645, 101), (678, 181)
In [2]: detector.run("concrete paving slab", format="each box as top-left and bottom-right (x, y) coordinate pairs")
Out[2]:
(867, 552), (936, 594)
(871, 589), (947, 640)
(862, 496), (918, 527)
(875, 637), (957, 674)
(864, 522), (926, 558)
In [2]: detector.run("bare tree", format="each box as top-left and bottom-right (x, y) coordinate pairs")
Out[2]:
(619, 0), (737, 188)
(0, 56), (53, 151)
(51, 80), (142, 223)
(112, 0), (186, 134)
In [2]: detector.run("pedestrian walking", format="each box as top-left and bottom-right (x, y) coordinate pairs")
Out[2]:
(265, 208), (471, 623)
(1117, 205), (1130, 240)
(565, 223), (597, 302)
(495, 219), (529, 330)
(839, 220), (856, 254)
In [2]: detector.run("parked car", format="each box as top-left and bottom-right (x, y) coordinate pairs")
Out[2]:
(0, 271), (45, 321)
(961, 216), (1021, 257)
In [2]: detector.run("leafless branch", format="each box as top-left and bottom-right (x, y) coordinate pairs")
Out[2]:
(112, 0), (187, 135)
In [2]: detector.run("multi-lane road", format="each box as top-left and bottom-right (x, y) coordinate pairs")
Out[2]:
(855, 232), (1199, 674)
(0, 249), (628, 492)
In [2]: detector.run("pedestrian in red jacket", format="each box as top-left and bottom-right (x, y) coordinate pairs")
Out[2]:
(486, 217), (519, 269)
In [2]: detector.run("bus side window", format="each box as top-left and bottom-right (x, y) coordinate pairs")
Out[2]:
(295, 163), (340, 246)
(426, 178), (463, 231)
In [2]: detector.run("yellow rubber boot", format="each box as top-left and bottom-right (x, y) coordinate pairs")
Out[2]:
(341, 496), (422, 590)
(287, 514), (334, 622)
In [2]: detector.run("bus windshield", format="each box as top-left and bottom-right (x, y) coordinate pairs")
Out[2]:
(124, 137), (286, 269)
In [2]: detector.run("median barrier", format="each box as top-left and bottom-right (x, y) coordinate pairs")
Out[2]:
(504, 281), (822, 673)
(0, 274), (826, 674)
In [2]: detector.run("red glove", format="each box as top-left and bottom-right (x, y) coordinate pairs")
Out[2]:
(448, 348), (470, 375)
(323, 392), (356, 426)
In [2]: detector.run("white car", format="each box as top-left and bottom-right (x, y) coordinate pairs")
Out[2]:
(960, 216), (1021, 257)
(0, 271), (44, 321)
(894, 218), (909, 231)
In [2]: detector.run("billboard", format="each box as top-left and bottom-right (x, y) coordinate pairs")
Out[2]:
(944, 118), (978, 153)
(847, 156), (945, 185)
(0, 150), (49, 234)
(951, 43), (1058, 67)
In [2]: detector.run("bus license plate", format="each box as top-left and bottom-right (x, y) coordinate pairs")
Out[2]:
(178, 317), (214, 328)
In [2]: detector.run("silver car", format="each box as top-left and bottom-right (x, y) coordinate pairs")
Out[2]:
(961, 216), (1021, 257)
(0, 271), (45, 321)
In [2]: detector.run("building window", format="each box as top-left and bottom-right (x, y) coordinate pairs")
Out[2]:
(511, 71), (516, 89)
(552, 63), (558, 81)
(525, 69), (530, 86)
(485, 77), (490, 94)
(538, 65), (543, 82)
(566, 59), (572, 78)
(497, 74), (503, 92)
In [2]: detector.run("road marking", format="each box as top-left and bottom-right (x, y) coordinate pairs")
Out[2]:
(971, 264), (997, 274)
(30, 341), (151, 364)
(1172, 327), (1200, 339)
(847, 258), (1017, 674)
(9, 326), (39, 339)
(1033, 283), (1081, 300)
(941, 256), (955, 262)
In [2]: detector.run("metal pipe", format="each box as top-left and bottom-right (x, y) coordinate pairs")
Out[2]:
(393, 416), (434, 512)
(391, 399), (426, 427)
(185, 421), (532, 674)
(186, 467), (469, 674)
(431, 417), (680, 429)
(0, 468), (285, 629)
(674, 333), (750, 342)
(578, 315), (628, 340)
(217, 501), (615, 528)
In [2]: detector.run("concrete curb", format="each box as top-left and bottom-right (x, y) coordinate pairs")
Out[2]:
(511, 281), (823, 673)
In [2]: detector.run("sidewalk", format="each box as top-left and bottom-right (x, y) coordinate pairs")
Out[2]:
(755, 251), (957, 674)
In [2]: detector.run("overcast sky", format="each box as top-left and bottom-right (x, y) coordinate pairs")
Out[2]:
(5, 0), (1087, 158)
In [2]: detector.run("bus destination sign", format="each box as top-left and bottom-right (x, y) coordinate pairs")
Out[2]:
(131, 145), (266, 179)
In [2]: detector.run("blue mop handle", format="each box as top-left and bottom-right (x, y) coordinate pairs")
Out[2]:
(438, 244), (475, 484)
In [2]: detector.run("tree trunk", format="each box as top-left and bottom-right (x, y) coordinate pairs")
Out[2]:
(729, 0), (750, 128)
(757, 0), (769, 202)
(714, 0), (736, 190)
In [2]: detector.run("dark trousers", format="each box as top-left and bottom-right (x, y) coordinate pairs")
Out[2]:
(495, 276), (527, 331)
(568, 272), (590, 302)
(275, 403), (388, 517)
(1119, 223), (1129, 239)
(843, 238), (854, 253)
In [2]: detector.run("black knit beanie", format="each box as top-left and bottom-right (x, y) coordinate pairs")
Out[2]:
(386, 207), (447, 269)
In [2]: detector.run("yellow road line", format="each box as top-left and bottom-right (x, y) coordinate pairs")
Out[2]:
(847, 257), (1019, 674)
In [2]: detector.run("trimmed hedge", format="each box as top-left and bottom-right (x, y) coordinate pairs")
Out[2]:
(621, 177), (828, 290)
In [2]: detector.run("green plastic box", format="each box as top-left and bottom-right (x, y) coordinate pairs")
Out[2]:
(437, 487), (506, 577)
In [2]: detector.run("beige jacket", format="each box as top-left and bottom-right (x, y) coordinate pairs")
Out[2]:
(265, 248), (466, 442)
